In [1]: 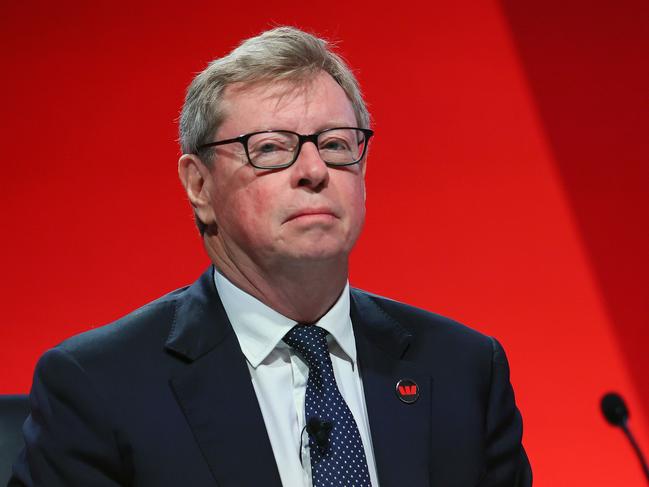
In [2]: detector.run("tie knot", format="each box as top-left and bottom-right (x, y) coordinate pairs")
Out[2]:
(283, 325), (330, 370)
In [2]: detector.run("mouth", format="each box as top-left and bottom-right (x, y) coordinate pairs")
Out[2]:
(284, 208), (338, 223)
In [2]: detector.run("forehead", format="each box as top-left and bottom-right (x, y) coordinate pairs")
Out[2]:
(218, 71), (357, 135)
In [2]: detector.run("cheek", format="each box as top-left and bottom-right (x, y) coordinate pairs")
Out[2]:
(223, 183), (277, 240)
(346, 178), (367, 220)
(239, 180), (280, 223)
(213, 166), (269, 215)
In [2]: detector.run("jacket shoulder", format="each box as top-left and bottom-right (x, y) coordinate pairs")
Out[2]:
(55, 285), (190, 365)
(351, 287), (492, 347)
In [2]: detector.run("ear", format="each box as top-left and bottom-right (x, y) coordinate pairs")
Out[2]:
(178, 154), (216, 228)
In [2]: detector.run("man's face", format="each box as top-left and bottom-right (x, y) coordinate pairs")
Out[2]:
(202, 71), (367, 270)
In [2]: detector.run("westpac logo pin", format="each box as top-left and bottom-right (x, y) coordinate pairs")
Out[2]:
(395, 379), (419, 404)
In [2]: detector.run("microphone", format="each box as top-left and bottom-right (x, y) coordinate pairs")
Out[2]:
(600, 392), (649, 483)
(307, 417), (332, 451)
(601, 392), (629, 427)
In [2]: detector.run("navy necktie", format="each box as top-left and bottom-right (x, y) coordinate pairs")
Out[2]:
(284, 325), (372, 486)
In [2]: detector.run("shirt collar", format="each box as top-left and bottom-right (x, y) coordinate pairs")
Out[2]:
(213, 269), (356, 368)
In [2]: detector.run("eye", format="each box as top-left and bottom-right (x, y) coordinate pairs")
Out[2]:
(248, 133), (294, 156)
(319, 137), (352, 152)
(257, 141), (283, 153)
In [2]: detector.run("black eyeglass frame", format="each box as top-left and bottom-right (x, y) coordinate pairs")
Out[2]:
(195, 127), (374, 169)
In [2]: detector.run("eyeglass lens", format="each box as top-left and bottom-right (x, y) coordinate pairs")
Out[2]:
(247, 128), (367, 168)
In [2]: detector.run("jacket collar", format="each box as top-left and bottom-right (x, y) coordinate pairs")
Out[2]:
(164, 267), (230, 361)
(350, 288), (413, 358)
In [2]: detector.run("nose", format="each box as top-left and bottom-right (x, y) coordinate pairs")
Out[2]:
(291, 140), (329, 191)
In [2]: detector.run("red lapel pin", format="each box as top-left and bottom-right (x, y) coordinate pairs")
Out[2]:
(395, 378), (419, 404)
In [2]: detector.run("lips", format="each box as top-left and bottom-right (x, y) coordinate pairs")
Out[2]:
(285, 207), (338, 223)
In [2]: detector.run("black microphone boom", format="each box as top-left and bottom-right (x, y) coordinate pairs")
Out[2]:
(600, 392), (649, 483)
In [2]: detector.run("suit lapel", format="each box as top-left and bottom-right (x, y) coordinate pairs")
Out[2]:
(351, 290), (432, 487)
(166, 269), (282, 487)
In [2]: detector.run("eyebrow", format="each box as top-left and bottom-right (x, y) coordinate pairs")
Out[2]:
(249, 122), (360, 134)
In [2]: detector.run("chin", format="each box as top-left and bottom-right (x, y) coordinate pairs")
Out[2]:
(284, 240), (351, 262)
(273, 229), (359, 263)
(292, 248), (346, 261)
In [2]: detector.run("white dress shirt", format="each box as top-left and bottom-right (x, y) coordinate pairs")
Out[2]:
(214, 271), (379, 486)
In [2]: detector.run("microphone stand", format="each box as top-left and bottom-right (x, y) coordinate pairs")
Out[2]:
(620, 421), (649, 483)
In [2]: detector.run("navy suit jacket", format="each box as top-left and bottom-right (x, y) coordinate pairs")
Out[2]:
(10, 268), (531, 486)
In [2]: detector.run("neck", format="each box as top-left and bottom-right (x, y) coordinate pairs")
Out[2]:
(204, 237), (349, 324)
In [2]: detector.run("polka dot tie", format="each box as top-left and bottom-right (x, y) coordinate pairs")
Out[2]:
(284, 325), (372, 487)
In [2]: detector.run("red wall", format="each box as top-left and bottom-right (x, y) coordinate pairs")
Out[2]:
(2, 1), (648, 485)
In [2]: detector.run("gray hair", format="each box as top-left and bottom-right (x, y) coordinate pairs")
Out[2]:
(179, 26), (370, 162)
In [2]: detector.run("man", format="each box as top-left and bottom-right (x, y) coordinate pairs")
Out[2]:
(10, 27), (531, 486)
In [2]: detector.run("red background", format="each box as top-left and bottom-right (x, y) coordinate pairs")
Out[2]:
(2, 1), (648, 485)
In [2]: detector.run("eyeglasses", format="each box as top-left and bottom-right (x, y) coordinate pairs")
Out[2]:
(196, 127), (374, 169)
